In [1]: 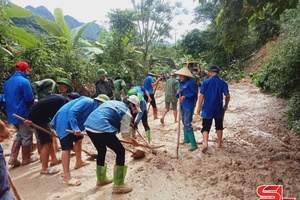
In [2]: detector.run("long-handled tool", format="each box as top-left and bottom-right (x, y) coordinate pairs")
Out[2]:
(7, 170), (22, 200)
(176, 95), (181, 158)
(13, 114), (58, 138)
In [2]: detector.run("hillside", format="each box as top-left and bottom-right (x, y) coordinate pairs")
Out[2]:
(13, 5), (101, 41)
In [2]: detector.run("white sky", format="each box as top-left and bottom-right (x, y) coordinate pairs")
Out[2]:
(10, 0), (201, 42)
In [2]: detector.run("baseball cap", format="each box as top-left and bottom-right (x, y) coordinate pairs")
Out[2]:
(15, 61), (31, 71)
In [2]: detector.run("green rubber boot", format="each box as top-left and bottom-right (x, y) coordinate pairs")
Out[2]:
(145, 130), (152, 143)
(183, 130), (190, 143)
(113, 165), (133, 194)
(131, 129), (136, 139)
(96, 163), (114, 186)
(187, 131), (198, 151)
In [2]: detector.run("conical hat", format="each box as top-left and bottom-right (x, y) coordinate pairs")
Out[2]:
(175, 67), (193, 78)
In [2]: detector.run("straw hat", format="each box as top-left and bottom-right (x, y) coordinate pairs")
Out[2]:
(175, 67), (193, 78)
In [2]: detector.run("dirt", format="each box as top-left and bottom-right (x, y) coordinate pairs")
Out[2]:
(3, 77), (300, 200)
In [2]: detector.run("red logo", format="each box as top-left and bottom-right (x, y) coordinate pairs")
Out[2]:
(257, 185), (296, 200)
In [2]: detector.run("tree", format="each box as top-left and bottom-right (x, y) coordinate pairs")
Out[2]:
(131, 0), (184, 65)
(196, 0), (299, 52)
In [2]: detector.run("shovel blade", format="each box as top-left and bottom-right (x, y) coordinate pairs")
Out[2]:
(131, 150), (145, 159)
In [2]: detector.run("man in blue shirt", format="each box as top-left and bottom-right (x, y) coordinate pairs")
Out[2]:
(197, 65), (230, 153)
(84, 95), (141, 194)
(143, 71), (161, 119)
(51, 94), (109, 186)
(4, 61), (38, 166)
(175, 67), (198, 151)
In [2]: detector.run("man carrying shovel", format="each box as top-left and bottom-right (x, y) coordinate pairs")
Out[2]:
(84, 95), (141, 194)
(23, 93), (80, 175)
(51, 94), (109, 186)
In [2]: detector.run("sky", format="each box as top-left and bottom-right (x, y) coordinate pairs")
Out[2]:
(9, 0), (201, 42)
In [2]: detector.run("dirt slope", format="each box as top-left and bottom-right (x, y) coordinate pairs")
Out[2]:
(3, 77), (300, 200)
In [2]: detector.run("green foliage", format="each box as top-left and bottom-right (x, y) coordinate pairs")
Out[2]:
(219, 60), (246, 82)
(255, 6), (300, 98)
(286, 92), (300, 134)
(132, 0), (184, 63)
(197, 0), (299, 52)
(3, 2), (32, 17)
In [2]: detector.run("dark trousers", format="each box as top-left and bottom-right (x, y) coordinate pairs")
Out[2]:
(144, 94), (157, 108)
(132, 111), (150, 131)
(87, 131), (125, 166)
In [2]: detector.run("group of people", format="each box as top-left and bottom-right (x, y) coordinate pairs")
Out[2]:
(157, 65), (230, 153)
(0, 62), (141, 197)
(0, 61), (230, 198)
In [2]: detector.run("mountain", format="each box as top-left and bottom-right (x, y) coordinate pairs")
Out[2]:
(25, 5), (101, 41)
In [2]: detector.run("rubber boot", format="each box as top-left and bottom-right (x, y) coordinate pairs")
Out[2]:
(187, 131), (198, 151)
(8, 140), (21, 167)
(113, 165), (133, 194)
(153, 108), (158, 120)
(22, 145), (39, 165)
(182, 130), (190, 143)
(131, 129), (136, 139)
(96, 163), (114, 186)
(145, 130), (152, 143)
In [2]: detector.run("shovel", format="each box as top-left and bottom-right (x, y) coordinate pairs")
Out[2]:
(124, 147), (145, 159)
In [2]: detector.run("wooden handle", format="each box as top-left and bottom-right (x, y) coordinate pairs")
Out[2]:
(12, 114), (58, 138)
(7, 171), (22, 200)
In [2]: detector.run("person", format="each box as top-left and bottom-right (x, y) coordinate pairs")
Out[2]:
(95, 68), (114, 99)
(51, 94), (109, 186)
(31, 78), (73, 159)
(175, 67), (198, 151)
(32, 78), (73, 102)
(160, 69), (179, 124)
(24, 93), (80, 175)
(4, 61), (38, 166)
(84, 95), (141, 194)
(143, 70), (161, 119)
(191, 67), (201, 113)
(113, 75), (127, 101)
(131, 84), (151, 103)
(127, 89), (151, 143)
(197, 65), (230, 153)
(0, 119), (15, 199)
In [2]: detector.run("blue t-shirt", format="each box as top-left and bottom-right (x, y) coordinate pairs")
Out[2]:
(176, 78), (197, 110)
(200, 75), (229, 119)
(143, 75), (154, 94)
